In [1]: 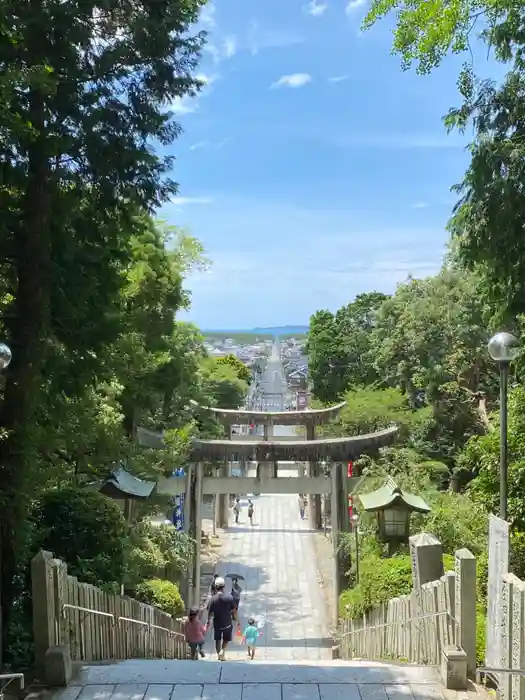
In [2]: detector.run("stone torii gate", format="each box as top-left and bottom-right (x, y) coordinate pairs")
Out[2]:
(195, 401), (349, 530)
(137, 405), (397, 619)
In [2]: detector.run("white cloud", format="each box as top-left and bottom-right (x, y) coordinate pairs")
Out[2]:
(412, 202), (430, 209)
(328, 75), (348, 83)
(223, 36), (237, 58)
(304, 0), (328, 16)
(271, 73), (312, 89)
(248, 23), (304, 55)
(172, 96), (198, 115)
(346, 0), (365, 12)
(171, 196), (213, 206)
(200, 2), (216, 27)
(189, 141), (209, 151)
(195, 73), (219, 90)
(189, 139), (229, 151)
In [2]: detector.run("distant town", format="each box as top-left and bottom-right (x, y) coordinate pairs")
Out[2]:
(203, 333), (309, 409)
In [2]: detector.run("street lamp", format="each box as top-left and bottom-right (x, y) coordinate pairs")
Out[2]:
(351, 513), (360, 584)
(0, 343), (12, 370)
(488, 331), (521, 521)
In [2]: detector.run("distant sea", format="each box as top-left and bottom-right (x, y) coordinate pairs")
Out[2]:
(204, 325), (308, 336)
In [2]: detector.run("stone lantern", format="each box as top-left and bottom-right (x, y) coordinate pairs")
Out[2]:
(358, 477), (430, 554)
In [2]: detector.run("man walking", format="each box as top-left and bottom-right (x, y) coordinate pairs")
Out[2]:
(206, 576), (240, 661)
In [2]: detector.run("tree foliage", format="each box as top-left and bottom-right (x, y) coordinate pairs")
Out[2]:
(307, 293), (387, 403)
(0, 0), (208, 646)
(216, 354), (252, 384)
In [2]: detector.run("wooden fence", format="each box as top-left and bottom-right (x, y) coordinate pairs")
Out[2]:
(339, 549), (476, 669)
(32, 550), (187, 673)
(339, 571), (457, 663)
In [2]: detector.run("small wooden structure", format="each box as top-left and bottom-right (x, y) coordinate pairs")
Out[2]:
(98, 463), (156, 522)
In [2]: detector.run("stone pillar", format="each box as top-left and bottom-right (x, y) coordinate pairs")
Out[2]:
(331, 462), (341, 628)
(216, 462), (229, 528)
(486, 515), (509, 675)
(193, 463), (203, 607)
(455, 548), (476, 678)
(306, 422), (321, 529)
(410, 533), (444, 588)
(32, 550), (56, 678)
(500, 573), (525, 700)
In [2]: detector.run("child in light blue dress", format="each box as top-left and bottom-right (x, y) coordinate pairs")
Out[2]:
(243, 617), (259, 660)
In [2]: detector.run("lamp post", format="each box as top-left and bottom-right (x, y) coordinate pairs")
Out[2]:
(0, 343), (11, 667)
(488, 332), (521, 521)
(351, 512), (360, 584)
(0, 344), (12, 371)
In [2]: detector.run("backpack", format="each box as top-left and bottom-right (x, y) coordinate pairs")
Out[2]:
(248, 505), (254, 517)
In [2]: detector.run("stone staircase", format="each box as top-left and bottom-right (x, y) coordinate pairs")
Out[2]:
(49, 658), (489, 700)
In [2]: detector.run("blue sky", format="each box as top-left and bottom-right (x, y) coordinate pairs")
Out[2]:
(161, 0), (495, 330)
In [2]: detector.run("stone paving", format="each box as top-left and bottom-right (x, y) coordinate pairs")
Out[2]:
(210, 481), (332, 662)
(66, 658), (449, 700)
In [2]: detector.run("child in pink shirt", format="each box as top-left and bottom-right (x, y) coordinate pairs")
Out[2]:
(185, 606), (206, 660)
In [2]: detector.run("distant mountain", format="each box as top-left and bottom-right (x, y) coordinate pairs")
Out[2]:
(204, 325), (308, 336)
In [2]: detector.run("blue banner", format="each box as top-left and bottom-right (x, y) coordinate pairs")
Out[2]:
(171, 467), (185, 531)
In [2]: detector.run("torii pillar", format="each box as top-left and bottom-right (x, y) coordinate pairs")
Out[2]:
(306, 421), (322, 529)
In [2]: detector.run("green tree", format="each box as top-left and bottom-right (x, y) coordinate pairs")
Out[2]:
(31, 486), (128, 587)
(216, 354), (252, 384)
(307, 310), (347, 403)
(307, 294), (388, 403)
(370, 270), (491, 464)
(362, 0), (515, 74)
(461, 386), (525, 528)
(199, 357), (248, 410)
(321, 387), (427, 440)
(0, 0), (206, 641)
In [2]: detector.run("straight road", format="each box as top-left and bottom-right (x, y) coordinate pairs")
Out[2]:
(206, 344), (331, 661)
(210, 481), (333, 662)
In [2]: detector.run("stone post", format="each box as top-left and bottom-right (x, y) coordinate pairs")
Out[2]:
(193, 463), (203, 606)
(486, 515), (509, 675)
(32, 550), (57, 678)
(306, 422), (322, 529)
(409, 533), (444, 589)
(455, 548), (476, 678)
(331, 462), (343, 628)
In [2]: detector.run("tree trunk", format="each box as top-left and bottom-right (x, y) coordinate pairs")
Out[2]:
(0, 87), (50, 658)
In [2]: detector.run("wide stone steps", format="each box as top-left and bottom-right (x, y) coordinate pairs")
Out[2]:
(44, 658), (489, 700)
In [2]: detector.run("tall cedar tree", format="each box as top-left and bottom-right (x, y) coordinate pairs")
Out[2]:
(0, 0), (206, 651)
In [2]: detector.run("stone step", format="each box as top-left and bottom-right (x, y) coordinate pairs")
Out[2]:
(71, 659), (442, 686)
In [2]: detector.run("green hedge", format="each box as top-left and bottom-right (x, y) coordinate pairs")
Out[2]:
(339, 553), (455, 619)
(135, 578), (185, 617)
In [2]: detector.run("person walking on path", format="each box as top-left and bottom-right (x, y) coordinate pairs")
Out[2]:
(185, 606), (206, 660)
(233, 497), (241, 524)
(206, 576), (240, 661)
(231, 578), (242, 614)
(247, 499), (254, 525)
(242, 617), (259, 660)
(298, 493), (306, 519)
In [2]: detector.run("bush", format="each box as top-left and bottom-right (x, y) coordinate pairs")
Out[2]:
(339, 553), (455, 619)
(31, 485), (128, 586)
(127, 522), (194, 586)
(135, 578), (185, 617)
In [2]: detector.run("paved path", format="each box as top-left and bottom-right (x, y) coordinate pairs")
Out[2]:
(210, 486), (332, 662)
(66, 659), (448, 700)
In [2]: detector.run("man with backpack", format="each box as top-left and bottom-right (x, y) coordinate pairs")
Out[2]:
(247, 499), (254, 525)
